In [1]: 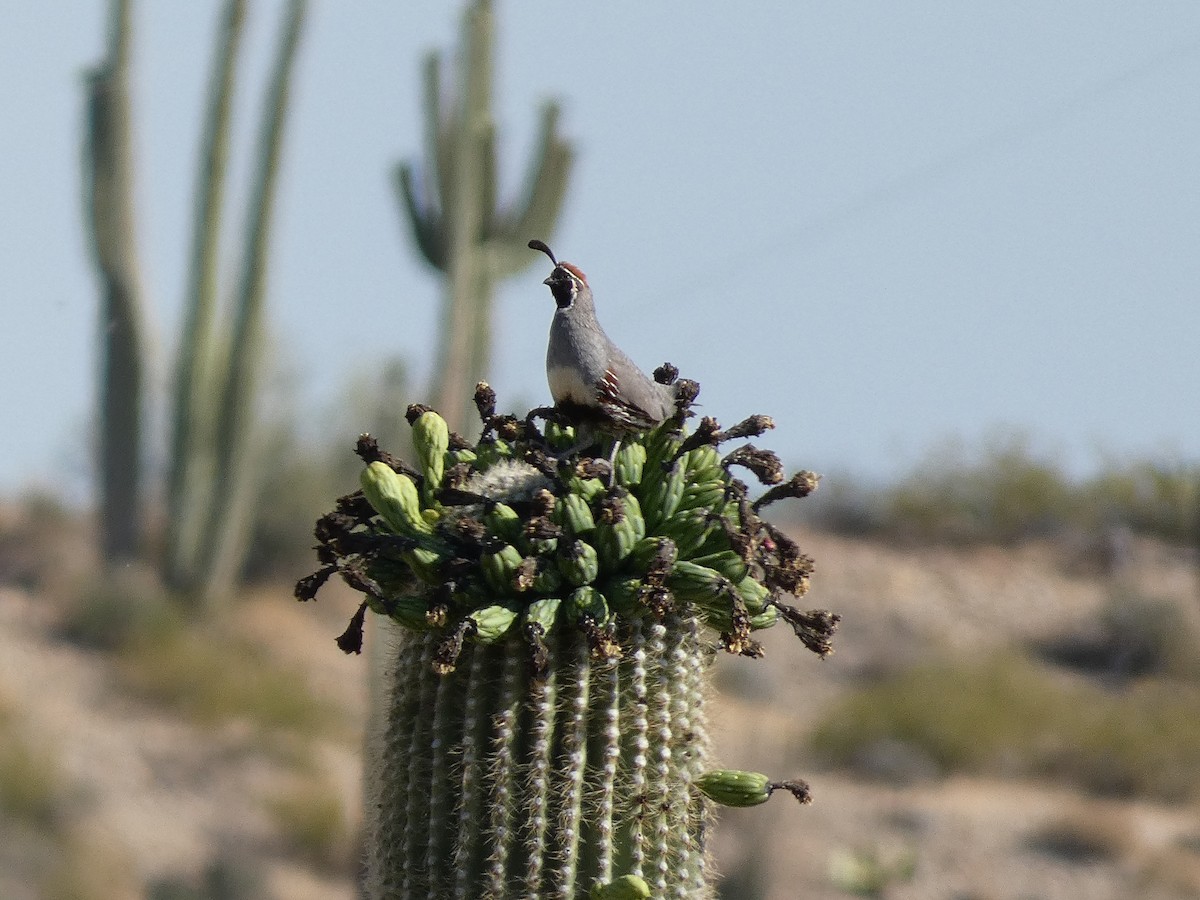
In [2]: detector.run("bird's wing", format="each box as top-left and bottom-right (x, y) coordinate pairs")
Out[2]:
(595, 368), (666, 431)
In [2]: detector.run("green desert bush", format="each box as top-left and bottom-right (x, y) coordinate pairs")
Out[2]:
(117, 623), (340, 736)
(59, 564), (181, 652)
(265, 774), (356, 872)
(799, 435), (1200, 548)
(811, 653), (1200, 800)
(38, 827), (137, 900)
(147, 852), (272, 900)
(1036, 589), (1200, 681)
(1024, 805), (1135, 864)
(0, 696), (67, 830)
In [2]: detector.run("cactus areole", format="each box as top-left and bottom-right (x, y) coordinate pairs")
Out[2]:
(297, 373), (838, 899)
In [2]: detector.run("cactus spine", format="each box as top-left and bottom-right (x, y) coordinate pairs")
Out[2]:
(299, 382), (838, 897)
(395, 0), (573, 430)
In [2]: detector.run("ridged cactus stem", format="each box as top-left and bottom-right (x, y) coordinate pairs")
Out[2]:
(368, 616), (711, 899)
(197, 0), (308, 605)
(165, 0), (246, 589)
(299, 385), (839, 898)
(85, 0), (148, 565)
(483, 645), (524, 895)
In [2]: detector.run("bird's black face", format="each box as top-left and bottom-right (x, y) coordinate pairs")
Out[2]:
(544, 265), (582, 309)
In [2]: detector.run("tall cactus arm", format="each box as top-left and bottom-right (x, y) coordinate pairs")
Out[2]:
(83, 0), (148, 565)
(199, 0), (309, 605)
(426, 52), (460, 242)
(493, 101), (573, 275)
(395, 0), (574, 430)
(394, 161), (447, 271)
(164, 0), (246, 589)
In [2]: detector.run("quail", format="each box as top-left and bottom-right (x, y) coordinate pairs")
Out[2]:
(530, 239), (677, 441)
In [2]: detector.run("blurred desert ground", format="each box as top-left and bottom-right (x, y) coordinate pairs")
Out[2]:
(3, 487), (1199, 899)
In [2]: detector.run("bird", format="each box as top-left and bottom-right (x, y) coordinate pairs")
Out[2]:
(529, 239), (677, 442)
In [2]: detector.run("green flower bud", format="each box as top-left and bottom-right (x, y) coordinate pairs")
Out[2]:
(667, 559), (728, 600)
(468, 604), (519, 644)
(696, 769), (772, 807)
(614, 441), (647, 487)
(594, 491), (645, 568)
(485, 503), (522, 543)
(367, 593), (430, 631)
(531, 558), (564, 594)
(403, 546), (446, 585)
(544, 421), (576, 450)
(639, 459), (685, 531)
(590, 874), (652, 899)
(567, 585), (609, 626)
(684, 445), (723, 480)
(734, 575), (770, 612)
(556, 492), (596, 537)
(360, 462), (432, 536)
(558, 539), (600, 587)
(627, 535), (678, 575)
(677, 479), (727, 514)
(412, 410), (450, 489)
(599, 575), (646, 616)
(522, 596), (562, 636)
(481, 544), (523, 595)
(659, 508), (714, 556)
(691, 549), (750, 583)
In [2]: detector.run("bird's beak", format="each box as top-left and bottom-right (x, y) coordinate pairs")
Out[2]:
(543, 276), (553, 287)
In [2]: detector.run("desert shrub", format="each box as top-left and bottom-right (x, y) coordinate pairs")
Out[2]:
(810, 654), (1200, 800)
(59, 564), (181, 651)
(38, 828), (136, 900)
(826, 845), (917, 897)
(1086, 458), (1200, 545)
(796, 434), (1200, 548)
(0, 696), (67, 829)
(117, 624), (341, 736)
(265, 774), (355, 873)
(1024, 805), (1135, 863)
(1037, 589), (1200, 681)
(146, 852), (271, 900)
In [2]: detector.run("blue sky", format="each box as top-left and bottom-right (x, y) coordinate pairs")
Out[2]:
(4, 2), (1199, 499)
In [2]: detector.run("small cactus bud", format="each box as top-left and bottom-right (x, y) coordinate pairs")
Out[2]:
(412, 409), (450, 489)
(468, 604), (519, 644)
(696, 769), (773, 807)
(590, 874), (652, 899)
(360, 461), (430, 536)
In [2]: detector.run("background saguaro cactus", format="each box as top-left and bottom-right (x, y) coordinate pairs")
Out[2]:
(299, 382), (837, 897)
(83, 0), (148, 565)
(163, 0), (249, 597)
(82, 0), (309, 605)
(395, 0), (573, 432)
(184, 0), (309, 606)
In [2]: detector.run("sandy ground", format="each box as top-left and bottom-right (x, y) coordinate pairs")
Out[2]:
(1, 528), (1198, 898)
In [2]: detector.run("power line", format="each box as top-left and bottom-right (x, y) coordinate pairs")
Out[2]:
(667, 32), (1200, 304)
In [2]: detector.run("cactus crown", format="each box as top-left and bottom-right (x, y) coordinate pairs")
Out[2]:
(297, 374), (838, 673)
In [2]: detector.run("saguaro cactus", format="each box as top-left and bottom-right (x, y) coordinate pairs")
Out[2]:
(299, 378), (838, 898)
(395, 0), (573, 431)
(163, 0), (309, 605)
(83, 0), (309, 604)
(83, 0), (148, 564)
